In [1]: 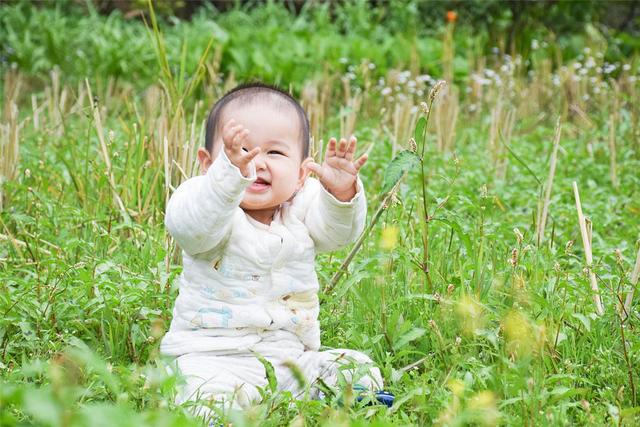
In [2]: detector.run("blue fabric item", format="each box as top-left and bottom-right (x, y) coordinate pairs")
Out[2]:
(353, 384), (394, 408)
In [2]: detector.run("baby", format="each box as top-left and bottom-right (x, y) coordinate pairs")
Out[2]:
(160, 83), (385, 417)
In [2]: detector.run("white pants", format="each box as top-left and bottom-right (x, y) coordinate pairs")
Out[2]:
(170, 347), (383, 417)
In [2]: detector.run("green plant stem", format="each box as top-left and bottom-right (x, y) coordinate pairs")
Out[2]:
(420, 101), (435, 292)
(326, 178), (404, 295)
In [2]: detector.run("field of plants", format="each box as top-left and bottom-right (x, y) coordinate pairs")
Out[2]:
(1, 2), (639, 426)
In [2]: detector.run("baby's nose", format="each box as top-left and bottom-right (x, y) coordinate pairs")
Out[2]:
(254, 153), (267, 169)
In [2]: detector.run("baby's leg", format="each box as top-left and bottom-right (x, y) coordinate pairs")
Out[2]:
(175, 352), (269, 417)
(285, 348), (383, 398)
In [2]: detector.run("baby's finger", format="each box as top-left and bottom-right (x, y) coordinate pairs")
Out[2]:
(337, 138), (347, 158)
(240, 147), (261, 164)
(305, 162), (324, 180)
(231, 127), (247, 150)
(224, 124), (243, 147)
(334, 157), (358, 174)
(222, 119), (236, 135)
(354, 153), (368, 171)
(345, 136), (357, 161)
(325, 138), (337, 159)
(222, 121), (239, 140)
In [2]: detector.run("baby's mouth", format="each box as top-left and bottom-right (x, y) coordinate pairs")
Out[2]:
(248, 177), (271, 192)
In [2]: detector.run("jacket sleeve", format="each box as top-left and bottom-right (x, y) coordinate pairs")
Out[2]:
(304, 177), (367, 252)
(164, 150), (256, 256)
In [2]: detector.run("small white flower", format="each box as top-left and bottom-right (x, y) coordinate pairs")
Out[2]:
(339, 57), (348, 64)
(531, 39), (539, 50)
(622, 64), (631, 71)
(585, 57), (596, 69)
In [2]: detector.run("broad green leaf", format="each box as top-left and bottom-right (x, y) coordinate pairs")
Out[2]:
(393, 327), (426, 351)
(254, 352), (277, 393)
(381, 150), (420, 194)
(572, 313), (591, 332)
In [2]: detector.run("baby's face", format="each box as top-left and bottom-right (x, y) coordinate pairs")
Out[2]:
(212, 102), (310, 215)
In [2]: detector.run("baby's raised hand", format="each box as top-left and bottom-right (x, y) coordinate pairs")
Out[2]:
(222, 119), (260, 177)
(306, 136), (368, 202)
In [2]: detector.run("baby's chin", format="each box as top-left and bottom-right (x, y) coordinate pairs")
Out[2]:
(240, 192), (296, 211)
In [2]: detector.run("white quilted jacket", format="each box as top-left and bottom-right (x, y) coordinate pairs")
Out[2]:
(160, 151), (366, 356)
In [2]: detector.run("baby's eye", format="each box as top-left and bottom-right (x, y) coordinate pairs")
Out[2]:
(242, 147), (249, 152)
(268, 150), (285, 156)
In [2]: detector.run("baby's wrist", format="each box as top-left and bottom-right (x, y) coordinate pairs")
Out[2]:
(328, 182), (357, 202)
(224, 147), (251, 177)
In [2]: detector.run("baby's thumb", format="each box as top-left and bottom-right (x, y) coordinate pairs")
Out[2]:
(305, 162), (324, 179)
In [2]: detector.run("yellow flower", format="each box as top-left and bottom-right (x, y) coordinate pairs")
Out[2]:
(468, 391), (500, 426)
(448, 378), (465, 397)
(380, 225), (399, 250)
(502, 310), (540, 358)
(455, 294), (485, 335)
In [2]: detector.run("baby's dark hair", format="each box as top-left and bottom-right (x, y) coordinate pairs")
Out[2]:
(205, 82), (310, 159)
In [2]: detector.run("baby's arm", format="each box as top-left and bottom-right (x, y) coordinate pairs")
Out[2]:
(304, 136), (368, 252)
(165, 121), (258, 256)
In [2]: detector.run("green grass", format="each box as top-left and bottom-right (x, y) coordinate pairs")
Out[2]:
(2, 3), (640, 426)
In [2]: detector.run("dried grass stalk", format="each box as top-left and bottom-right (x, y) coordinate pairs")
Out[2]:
(623, 245), (640, 317)
(340, 77), (361, 139)
(608, 113), (618, 189)
(434, 85), (459, 152)
(391, 101), (418, 157)
(301, 77), (331, 158)
(1, 72), (23, 212)
(489, 101), (515, 179)
(85, 79), (130, 223)
(572, 181), (605, 315)
(536, 118), (561, 245)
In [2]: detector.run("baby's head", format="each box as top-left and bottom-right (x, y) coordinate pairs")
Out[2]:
(197, 83), (313, 219)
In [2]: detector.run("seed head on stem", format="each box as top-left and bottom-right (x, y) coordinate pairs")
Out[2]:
(429, 80), (447, 104)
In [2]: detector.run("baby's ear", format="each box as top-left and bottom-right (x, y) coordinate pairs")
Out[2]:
(197, 148), (213, 175)
(297, 157), (314, 189)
